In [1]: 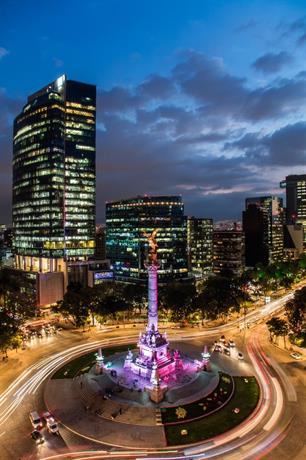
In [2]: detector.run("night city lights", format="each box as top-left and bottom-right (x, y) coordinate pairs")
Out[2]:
(0, 1), (305, 460)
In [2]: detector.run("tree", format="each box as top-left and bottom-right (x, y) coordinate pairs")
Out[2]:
(196, 275), (249, 322)
(121, 283), (146, 315)
(285, 286), (306, 334)
(53, 289), (89, 329)
(159, 282), (197, 322)
(266, 317), (288, 347)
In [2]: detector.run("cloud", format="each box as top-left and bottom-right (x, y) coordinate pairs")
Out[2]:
(137, 74), (175, 100)
(252, 51), (292, 74)
(234, 20), (257, 33)
(298, 32), (306, 45)
(53, 57), (64, 68)
(278, 16), (306, 47)
(242, 74), (306, 121)
(0, 48), (305, 224)
(224, 122), (306, 167)
(0, 47), (9, 59)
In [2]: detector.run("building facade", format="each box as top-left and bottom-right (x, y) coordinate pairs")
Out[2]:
(12, 75), (96, 304)
(243, 196), (284, 267)
(95, 224), (106, 260)
(283, 224), (304, 260)
(280, 174), (306, 247)
(243, 204), (270, 267)
(106, 196), (188, 282)
(213, 226), (245, 277)
(187, 217), (213, 278)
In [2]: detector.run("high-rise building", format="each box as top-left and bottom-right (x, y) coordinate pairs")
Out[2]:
(95, 224), (106, 260)
(280, 174), (306, 247)
(106, 196), (188, 282)
(243, 196), (284, 267)
(12, 75), (96, 303)
(187, 217), (213, 278)
(213, 225), (245, 277)
(283, 224), (304, 260)
(243, 204), (269, 266)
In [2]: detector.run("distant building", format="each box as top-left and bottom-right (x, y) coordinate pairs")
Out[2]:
(283, 224), (304, 261)
(0, 225), (13, 265)
(106, 196), (188, 282)
(280, 174), (306, 247)
(187, 217), (213, 278)
(213, 225), (245, 277)
(95, 224), (106, 260)
(243, 196), (284, 267)
(12, 75), (96, 305)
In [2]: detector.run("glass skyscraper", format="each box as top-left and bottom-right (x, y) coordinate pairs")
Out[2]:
(280, 174), (306, 247)
(187, 217), (213, 278)
(106, 196), (188, 282)
(13, 75), (96, 273)
(243, 196), (284, 266)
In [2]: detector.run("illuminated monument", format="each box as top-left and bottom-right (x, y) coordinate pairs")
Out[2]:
(96, 229), (210, 403)
(121, 229), (204, 402)
(125, 231), (178, 388)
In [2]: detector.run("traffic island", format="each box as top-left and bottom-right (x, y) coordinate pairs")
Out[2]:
(164, 376), (260, 446)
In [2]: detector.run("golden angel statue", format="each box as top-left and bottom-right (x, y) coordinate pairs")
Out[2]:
(144, 228), (158, 264)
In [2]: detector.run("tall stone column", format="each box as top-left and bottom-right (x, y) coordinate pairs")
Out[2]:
(146, 264), (159, 332)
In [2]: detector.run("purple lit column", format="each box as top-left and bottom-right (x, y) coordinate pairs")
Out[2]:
(147, 264), (159, 332)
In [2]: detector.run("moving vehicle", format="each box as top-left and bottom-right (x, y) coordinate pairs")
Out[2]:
(43, 411), (59, 434)
(31, 430), (44, 444)
(223, 347), (231, 356)
(29, 411), (43, 430)
(290, 352), (302, 360)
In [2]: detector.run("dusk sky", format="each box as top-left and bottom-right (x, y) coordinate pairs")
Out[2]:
(1, 0), (306, 224)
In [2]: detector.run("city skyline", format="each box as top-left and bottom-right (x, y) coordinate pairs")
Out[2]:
(1, 0), (306, 225)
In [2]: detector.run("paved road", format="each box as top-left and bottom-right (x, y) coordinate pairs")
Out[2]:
(0, 287), (305, 459)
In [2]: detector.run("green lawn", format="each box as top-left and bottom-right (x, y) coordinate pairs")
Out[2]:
(165, 376), (260, 445)
(161, 372), (233, 424)
(52, 344), (135, 379)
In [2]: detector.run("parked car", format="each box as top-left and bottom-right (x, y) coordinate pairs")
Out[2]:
(220, 335), (226, 343)
(214, 345), (222, 352)
(31, 430), (45, 444)
(238, 352), (244, 360)
(229, 340), (235, 348)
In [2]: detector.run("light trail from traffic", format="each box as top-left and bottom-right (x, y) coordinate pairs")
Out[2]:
(0, 289), (301, 459)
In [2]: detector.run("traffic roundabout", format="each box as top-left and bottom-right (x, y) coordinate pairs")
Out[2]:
(44, 340), (260, 450)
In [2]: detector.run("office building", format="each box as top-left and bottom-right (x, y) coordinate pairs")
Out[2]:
(106, 196), (188, 282)
(187, 217), (213, 278)
(243, 196), (284, 267)
(213, 225), (245, 277)
(95, 224), (106, 260)
(12, 75), (96, 304)
(280, 174), (306, 247)
(243, 204), (269, 266)
(283, 224), (304, 260)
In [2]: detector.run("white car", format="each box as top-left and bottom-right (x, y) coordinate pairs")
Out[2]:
(290, 352), (302, 360)
(229, 340), (235, 348)
(238, 352), (244, 360)
(43, 411), (59, 435)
